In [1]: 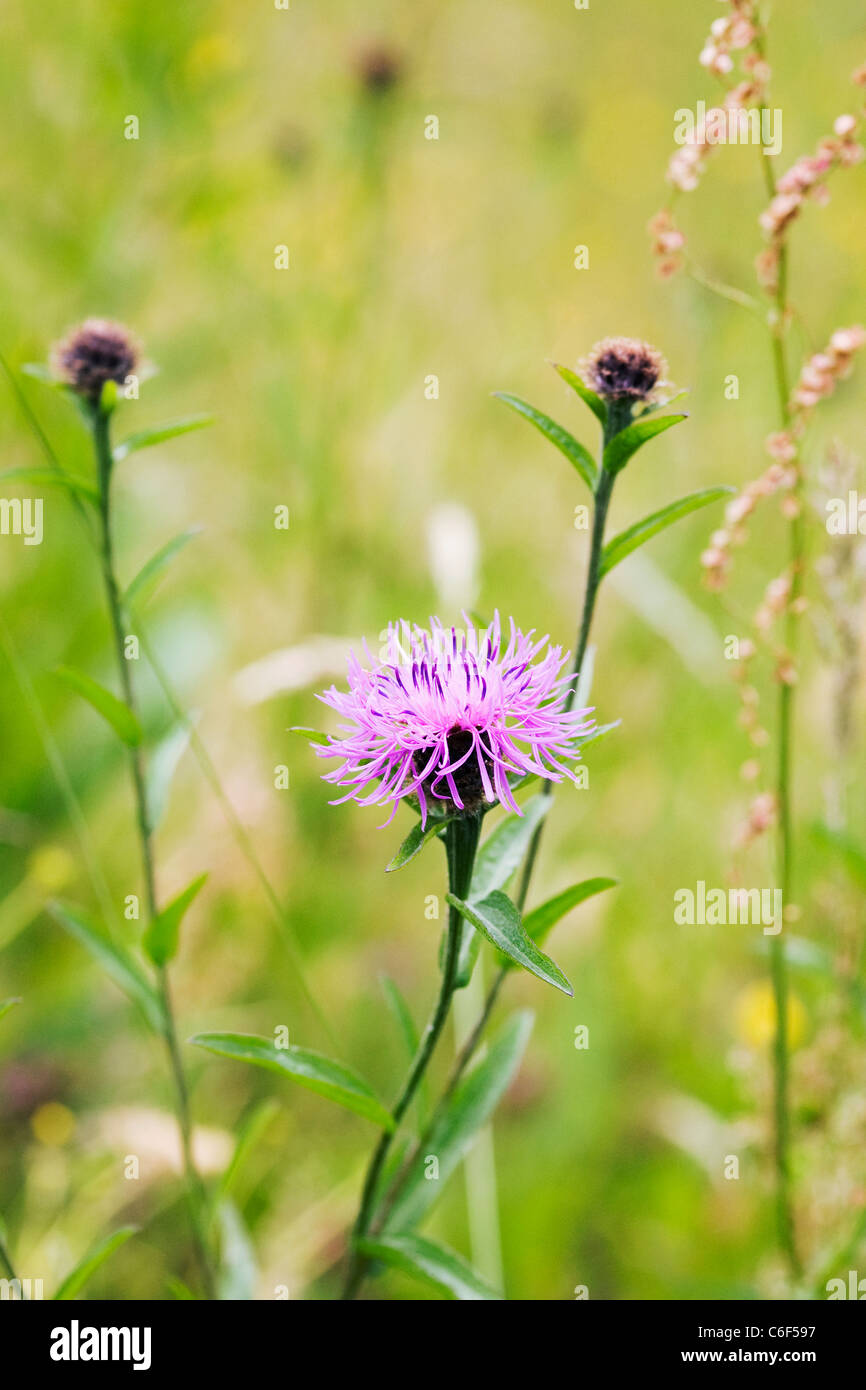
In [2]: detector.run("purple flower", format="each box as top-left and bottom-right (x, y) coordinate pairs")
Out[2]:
(314, 614), (595, 826)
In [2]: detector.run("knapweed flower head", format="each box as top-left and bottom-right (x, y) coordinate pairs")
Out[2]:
(314, 614), (594, 826)
(52, 318), (138, 402)
(580, 337), (667, 404)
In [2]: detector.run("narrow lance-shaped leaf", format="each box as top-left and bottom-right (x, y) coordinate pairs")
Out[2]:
(49, 901), (164, 1035)
(54, 1226), (138, 1300)
(551, 362), (608, 427)
(218, 1098), (281, 1202)
(494, 392), (597, 493)
(385, 1010), (534, 1231)
(637, 388), (690, 417)
(386, 816), (452, 873)
(602, 411), (687, 476)
(380, 975), (420, 1060)
(215, 1199), (257, 1302)
(190, 1032), (394, 1130)
(454, 794), (550, 987)
(379, 976), (430, 1126)
(518, 877), (619, 959)
(446, 890), (573, 995)
(113, 414), (214, 463)
(289, 725), (329, 744)
(146, 718), (195, 831)
(470, 795), (550, 901)
(143, 872), (208, 967)
(452, 928), (482, 991)
(0, 997), (21, 1023)
(599, 485), (733, 578)
(125, 526), (203, 607)
(55, 666), (142, 748)
(0, 467), (99, 506)
(356, 1233), (502, 1301)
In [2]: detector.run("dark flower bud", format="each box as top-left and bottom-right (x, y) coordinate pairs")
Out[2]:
(580, 336), (667, 404)
(52, 319), (138, 402)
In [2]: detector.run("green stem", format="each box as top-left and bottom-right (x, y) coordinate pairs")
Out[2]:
(91, 409), (216, 1299)
(514, 422), (619, 905)
(392, 403), (626, 1153)
(341, 813), (482, 1300)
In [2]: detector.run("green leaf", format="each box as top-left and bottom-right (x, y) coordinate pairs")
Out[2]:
(520, 877), (618, 957)
(386, 1010), (533, 1231)
(216, 1199), (257, 1301)
(470, 795), (549, 901)
(551, 362), (608, 427)
(356, 1233), (502, 1300)
(55, 666), (142, 747)
(218, 1098), (281, 1202)
(143, 873), (207, 967)
(146, 719), (194, 830)
(190, 1032), (394, 1130)
(0, 997), (21, 1023)
(453, 927), (483, 990)
(378, 978), (429, 1136)
(602, 412), (687, 476)
(125, 526), (203, 607)
(288, 725), (329, 743)
(0, 466), (99, 505)
(637, 388), (690, 417)
(599, 486), (733, 578)
(386, 816), (452, 872)
(380, 975), (420, 1059)
(446, 890), (572, 995)
(49, 901), (164, 1034)
(494, 392), (597, 493)
(54, 1226), (138, 1300)
(113, 414), (214, 463)
(453, 794), (550, 988)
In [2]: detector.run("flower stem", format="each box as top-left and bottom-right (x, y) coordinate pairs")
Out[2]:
(407, 405), (626, 1123)
(91, 409), (216, 1299)
(341, 812), (482, 1299)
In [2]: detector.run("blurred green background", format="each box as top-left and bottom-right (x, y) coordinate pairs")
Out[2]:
(1, 0), (864, 1299)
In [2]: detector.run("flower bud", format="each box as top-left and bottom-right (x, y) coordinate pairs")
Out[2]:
(52, 319), (138, 403)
